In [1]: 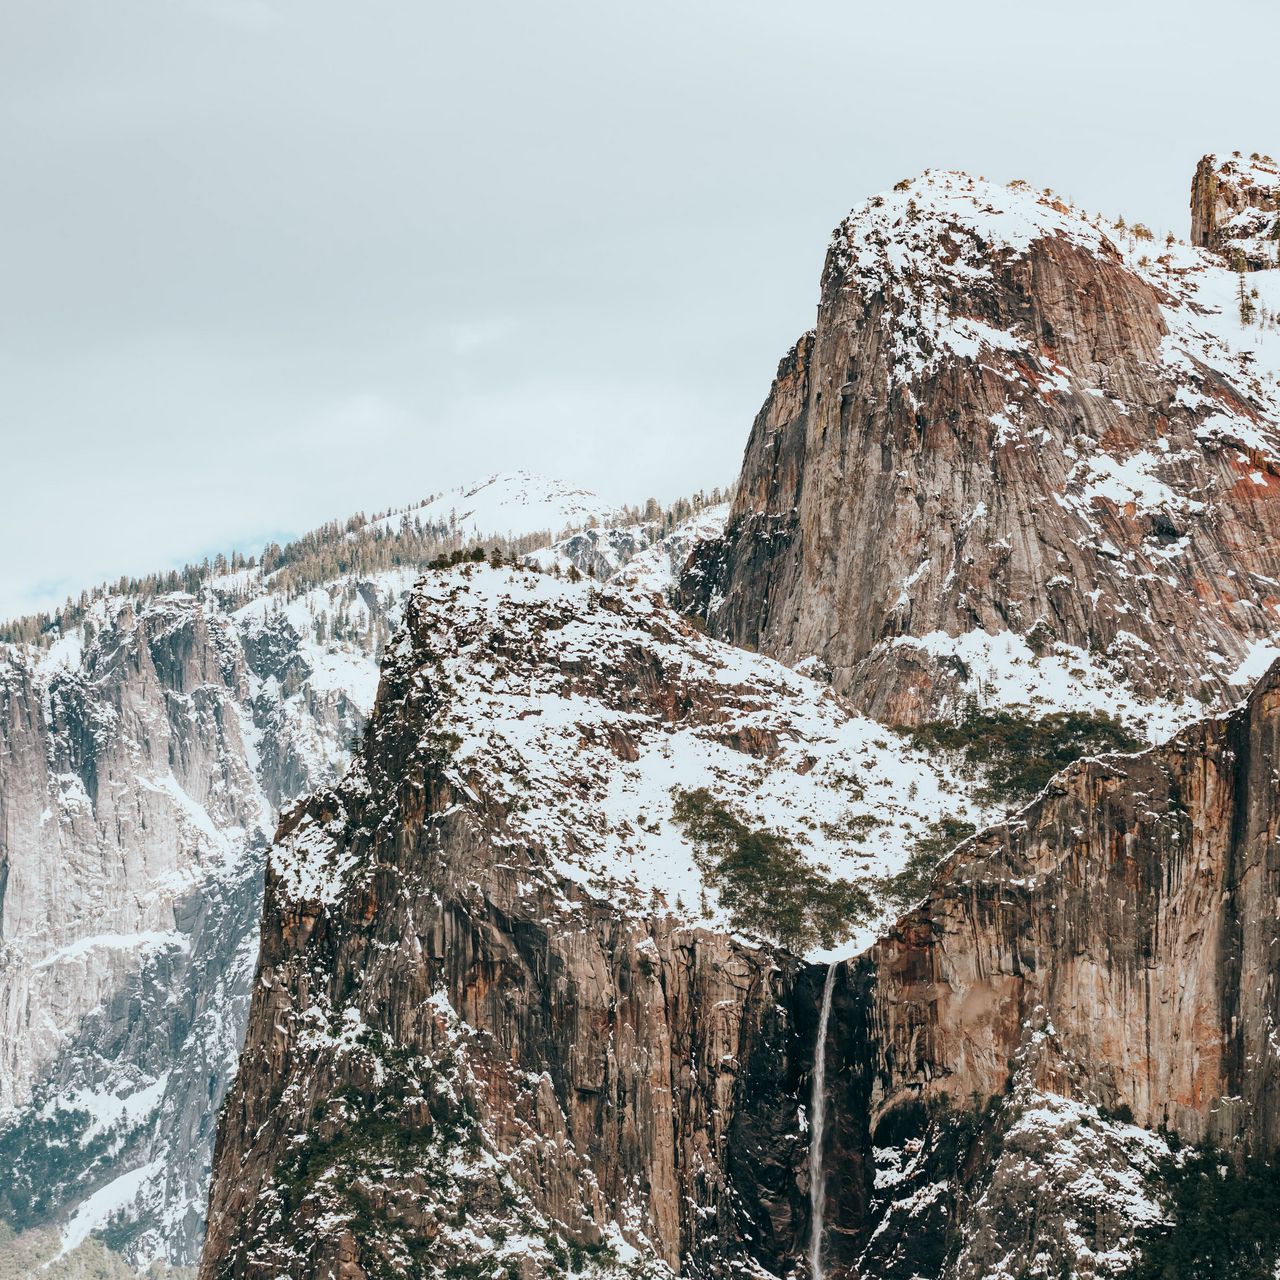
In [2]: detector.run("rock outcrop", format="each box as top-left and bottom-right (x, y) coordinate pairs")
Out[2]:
(0, 476), (735, 1269)
(1191, 151), (1280, 270)
(201, 164), (1280, 1280)
(679, 171), (1280, 725)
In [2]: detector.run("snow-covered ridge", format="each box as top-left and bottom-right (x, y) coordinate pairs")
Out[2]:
(525, 501), (730, 598)
(367, 469), (616, 541)
(831, 170), (1116, 286)
(0, 488), (733, 1268)
(825, 168), (1280, 415)
(273, 562), (1004, 959)
(1205, 150), (1280, 190)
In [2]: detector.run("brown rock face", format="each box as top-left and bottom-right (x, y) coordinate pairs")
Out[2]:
(199, 573), (833, 1280)
(806, 659), (1280, 1278)
(867, 658), (1280, 1142)
(679, 171), (1280, 724)
(1191, 151), (1280, 270)
(201, 170), (1280, 1280)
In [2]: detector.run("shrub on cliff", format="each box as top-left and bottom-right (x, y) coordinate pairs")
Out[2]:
(906, 705), (1142, 807)
(671, 787), (873, 951)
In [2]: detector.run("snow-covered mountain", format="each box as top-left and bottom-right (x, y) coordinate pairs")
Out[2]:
(11, 152), (1280, 1280)
(368, 471), (618, 543)
(203, 157), (1280, 1280)
(0, 474), (718, 1271)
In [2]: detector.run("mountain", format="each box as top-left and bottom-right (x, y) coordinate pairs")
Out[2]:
(0, 475), (728, 1270)
(201, 569), (1280, 1277)
(822, 659), (1280, 1278)
(201, 158), (1280, 1280)
(678, 168), (1280, 725)
(366, 471), (618, 543)
(12, 153), (1280, 1280)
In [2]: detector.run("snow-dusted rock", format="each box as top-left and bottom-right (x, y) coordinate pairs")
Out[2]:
(680, 168), (1280, 725)
(0, 579), (400, 1265)
(1192, 150), (1280, 270)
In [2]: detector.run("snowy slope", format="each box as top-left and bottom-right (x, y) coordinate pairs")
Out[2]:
(368, 470), (617, 541)
(274, 562), (1131, 961)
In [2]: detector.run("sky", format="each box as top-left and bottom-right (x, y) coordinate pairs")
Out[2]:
(2, 0), (1278, 620)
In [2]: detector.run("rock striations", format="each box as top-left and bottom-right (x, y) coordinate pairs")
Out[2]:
(0, 580), (395, 1266)
(199, 568), (1280, 1279)
(679, 170), (1280, 725)
(824, 658), (1280, 1277)
(0, 472), (659, 1268)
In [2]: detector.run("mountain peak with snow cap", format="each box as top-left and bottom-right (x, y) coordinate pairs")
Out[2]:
(409, 469), (616, 541)
(682, 160), (1280, 725)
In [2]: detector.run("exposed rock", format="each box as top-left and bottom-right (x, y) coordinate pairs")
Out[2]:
(206, 558), (1123, 1276)
(197, 561), (1013, 1277)
(1191, 151), (1280, 270)
(679, 170), (1280, 725)
(0, 485), (736, 1268)
(199, 567), (840, 1278)
(0, 580), (394, 1265)
(201, 554), (1280, 1278)
(809, 658), (1280, 1278)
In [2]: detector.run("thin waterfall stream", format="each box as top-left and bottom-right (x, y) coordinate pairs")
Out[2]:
(808, 961), (838, 1280)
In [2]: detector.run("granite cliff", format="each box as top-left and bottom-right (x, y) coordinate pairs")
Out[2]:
(199, 563), (1280, 1280)
(12, 157), (1280, 1279)
(678, 169), (1280, 725)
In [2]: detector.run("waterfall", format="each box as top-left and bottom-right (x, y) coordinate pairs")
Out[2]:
(808, 961), (838, 1280)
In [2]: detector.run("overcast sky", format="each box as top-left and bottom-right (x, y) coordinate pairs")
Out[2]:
(2, 0), (1277, 619)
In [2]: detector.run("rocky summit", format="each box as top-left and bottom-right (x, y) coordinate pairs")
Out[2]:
(7, 157), (1280, 1280)
(679, 167), (1280, 725)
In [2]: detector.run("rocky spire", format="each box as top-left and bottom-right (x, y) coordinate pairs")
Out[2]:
(1191, 150), (1280, 269)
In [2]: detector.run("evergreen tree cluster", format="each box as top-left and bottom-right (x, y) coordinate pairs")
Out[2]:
(1126, 1146), (1280, 1280)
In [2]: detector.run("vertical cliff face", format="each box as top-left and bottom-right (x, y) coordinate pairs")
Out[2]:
(1191, 151), (1280, 270)
(679, 171), (1280, 724)
(802, 659), (1280, 1279)
(0, 583), (389, 1266)
(0, 599), (267, 1112)
(200, 166), (1280, 1280)
(864, 664), (1280, 1150)
(676, 334), (813, 659)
